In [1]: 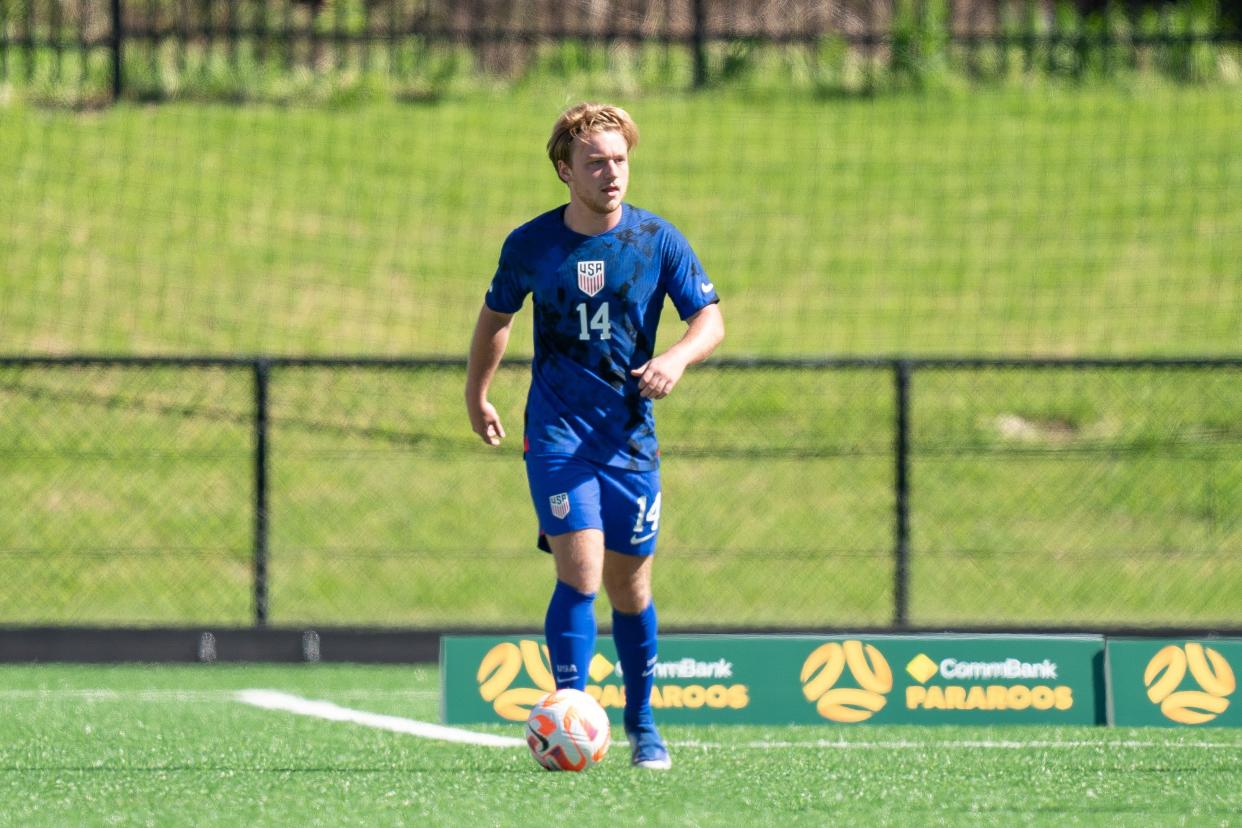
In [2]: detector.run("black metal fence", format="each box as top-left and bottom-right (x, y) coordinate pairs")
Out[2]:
(1, 0), (1239, 100)
(2, 355), (1238, 630)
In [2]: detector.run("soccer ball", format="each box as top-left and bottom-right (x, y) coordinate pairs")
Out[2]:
(525, 688), (611, 771)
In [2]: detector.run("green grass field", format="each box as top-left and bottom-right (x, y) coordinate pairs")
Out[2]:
(1, 83), (1239, 628)
(2, 86), (1239, 357)
(3, 39), (1240, 826)
(4, 663), (1241, 826)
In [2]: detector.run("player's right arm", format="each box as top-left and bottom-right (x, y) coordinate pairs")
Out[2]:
(465, 305), (515, 446)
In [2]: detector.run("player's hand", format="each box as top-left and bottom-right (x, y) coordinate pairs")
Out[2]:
(630, 354), (687, 400)
(468, 401), (506, 446)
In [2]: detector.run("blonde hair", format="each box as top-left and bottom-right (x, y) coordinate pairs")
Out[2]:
(547, 102), (639, 177)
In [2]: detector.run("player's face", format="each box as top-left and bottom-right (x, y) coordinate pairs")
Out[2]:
(561, 130), (629, 216)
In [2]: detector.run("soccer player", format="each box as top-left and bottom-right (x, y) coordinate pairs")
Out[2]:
(465, 103), (724, 770)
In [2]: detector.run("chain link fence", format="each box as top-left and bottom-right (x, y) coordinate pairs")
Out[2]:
(2, 0), (1239, 103)
(2, 356), (1237, 629)
(3, 0), (1238, 644)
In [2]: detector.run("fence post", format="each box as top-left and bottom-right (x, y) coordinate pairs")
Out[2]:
(109, 0), (123, 100)
(252, 360), (271, 627)
(692, 0), (707, 88)
(893, 360), (912, 627)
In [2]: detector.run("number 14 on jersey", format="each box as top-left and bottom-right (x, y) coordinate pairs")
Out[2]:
(576, 302), (611, 341)
(631, 492), (661, 544)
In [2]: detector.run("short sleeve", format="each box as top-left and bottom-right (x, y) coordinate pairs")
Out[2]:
(661, 227), (719, 321)
(484, 234), (529, 314)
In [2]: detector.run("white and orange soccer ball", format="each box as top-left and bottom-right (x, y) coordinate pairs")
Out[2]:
(525, 688), (611, 771)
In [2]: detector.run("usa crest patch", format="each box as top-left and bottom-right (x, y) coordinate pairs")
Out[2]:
(577, 261), (605, 297)
(549, 493), (571, 519)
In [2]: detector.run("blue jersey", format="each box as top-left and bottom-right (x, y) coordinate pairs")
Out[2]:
(486, 203), (719, 470)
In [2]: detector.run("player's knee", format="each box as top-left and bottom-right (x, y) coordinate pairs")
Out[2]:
(558, 569), (603, 595)
(610, 591), (650, 615)
(604, 574), (651, 614)
(554, 552), (602, 594)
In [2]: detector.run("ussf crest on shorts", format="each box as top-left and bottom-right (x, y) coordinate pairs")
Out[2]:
(577, 261), (605, 297)
(549, 493), (571, 519)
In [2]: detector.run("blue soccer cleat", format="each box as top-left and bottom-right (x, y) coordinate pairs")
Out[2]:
(626, 723), (671, 770)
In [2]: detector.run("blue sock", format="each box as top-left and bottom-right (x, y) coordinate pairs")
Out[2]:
(612, 602), (658, 732)
(544, 580), (596, 691)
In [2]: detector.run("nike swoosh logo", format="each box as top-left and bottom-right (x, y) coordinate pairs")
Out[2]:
(630, 531), (657, 545)
(700, 282), (714, 293)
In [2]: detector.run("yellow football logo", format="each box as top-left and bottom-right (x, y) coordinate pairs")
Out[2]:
(800, 640), (893, 723)
(477, 640), (556, 721)
(1143, 643), (1236, 725)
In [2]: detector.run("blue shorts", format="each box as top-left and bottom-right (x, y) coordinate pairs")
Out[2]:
(525, 454), (662, 556)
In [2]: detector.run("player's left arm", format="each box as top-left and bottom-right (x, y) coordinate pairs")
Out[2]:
(630, 302), (724, 400)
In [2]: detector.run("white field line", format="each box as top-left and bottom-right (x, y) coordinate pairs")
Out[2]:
(21, 688), (1235, 752)
(235, 691), (1240, 752)
(236, 689), (525, 748)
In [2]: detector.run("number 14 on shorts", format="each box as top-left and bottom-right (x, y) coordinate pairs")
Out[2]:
(631, 493), (662, 544)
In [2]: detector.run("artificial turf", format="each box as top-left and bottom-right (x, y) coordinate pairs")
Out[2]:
(2, 664), (1239, 826)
